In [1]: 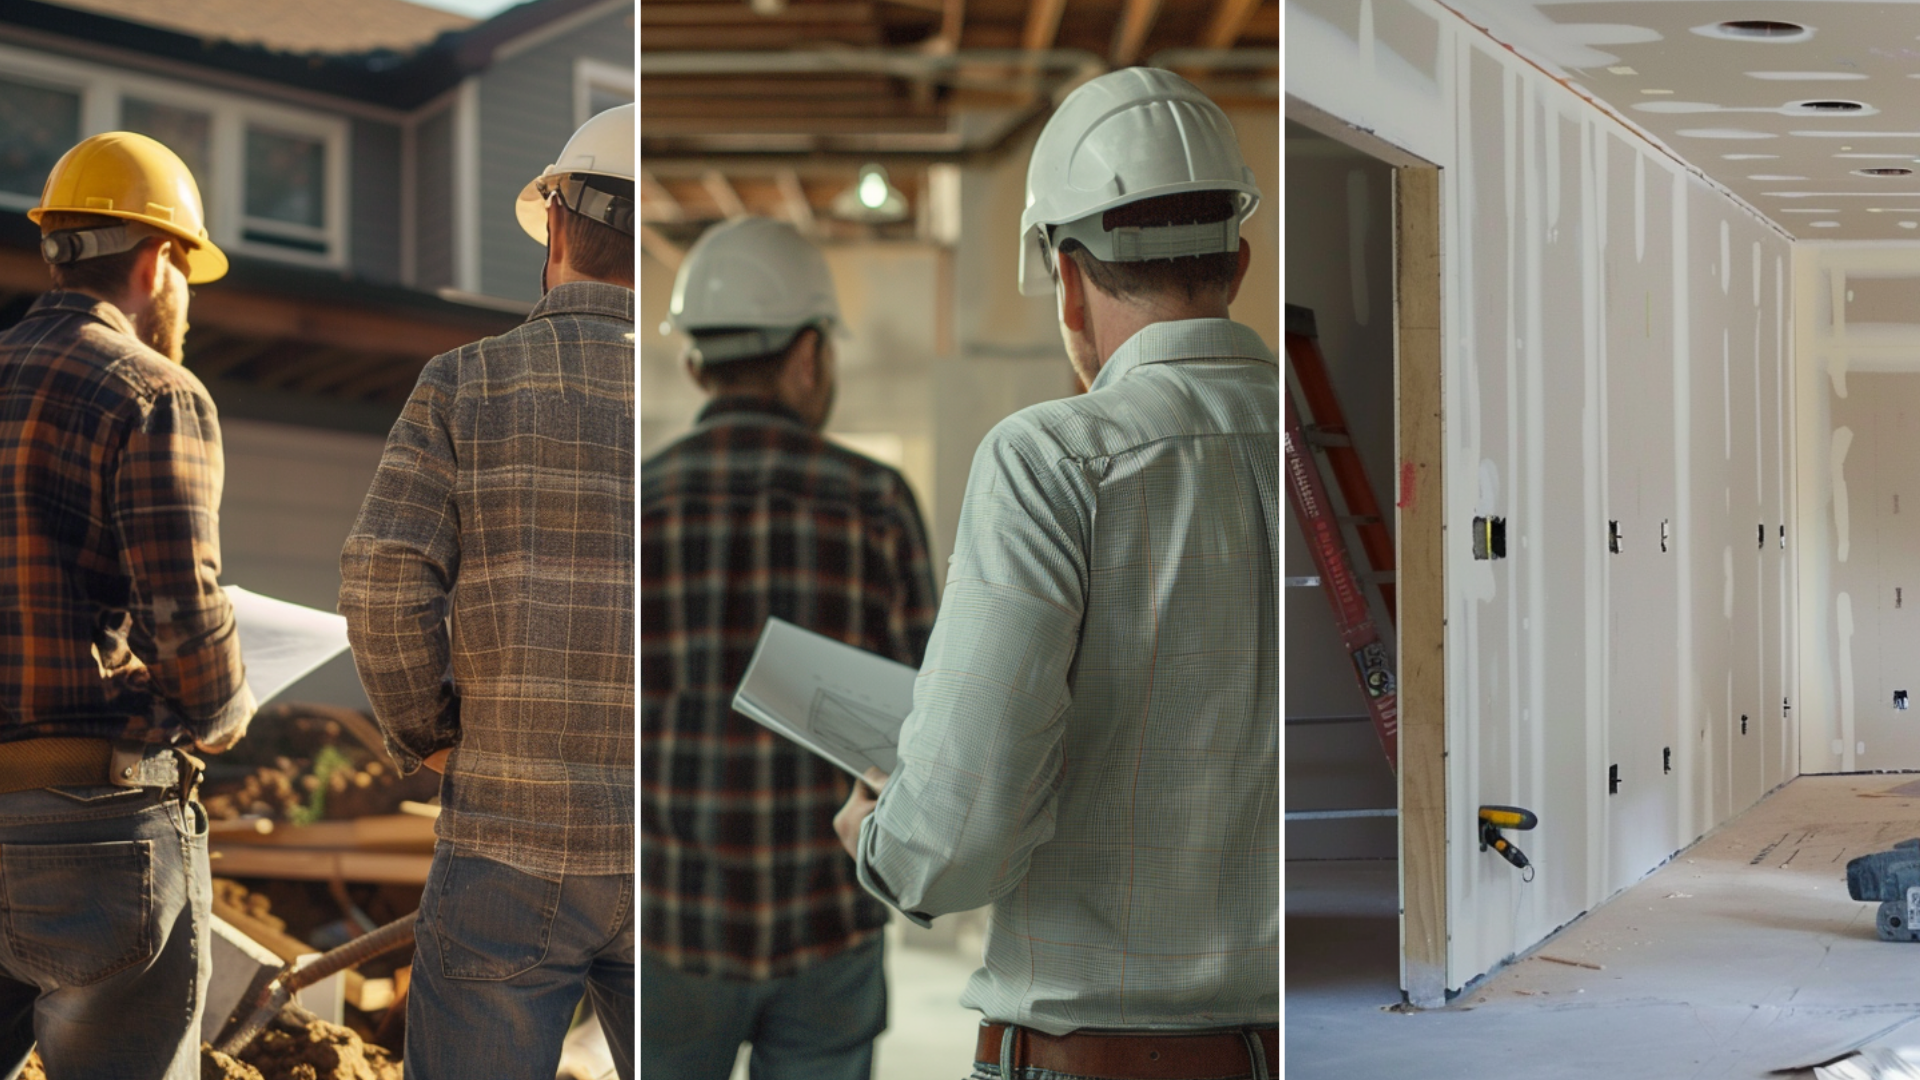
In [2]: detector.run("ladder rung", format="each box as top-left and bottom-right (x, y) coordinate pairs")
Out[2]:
(1286, 808), (1398, 821)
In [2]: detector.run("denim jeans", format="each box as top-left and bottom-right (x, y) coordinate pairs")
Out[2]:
(0, 784), (209, 1080)
(405, 844), (634, 1080)
(640, 935), (887, 1080)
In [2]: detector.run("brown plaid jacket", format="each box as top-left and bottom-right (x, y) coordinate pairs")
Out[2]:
(0, 292), (251, 747)
(641, 397), (939, 980)
(340, 281), (634, 878)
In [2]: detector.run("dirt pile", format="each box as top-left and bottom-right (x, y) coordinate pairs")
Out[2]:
(236, 1013), (402, 1080)
(201, 1046), (264, 1080)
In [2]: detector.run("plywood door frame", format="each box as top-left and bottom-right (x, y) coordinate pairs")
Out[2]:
(1285, 93), (1448, 1006)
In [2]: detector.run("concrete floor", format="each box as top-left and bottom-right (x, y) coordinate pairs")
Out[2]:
(1287, 774), (1920, 1079)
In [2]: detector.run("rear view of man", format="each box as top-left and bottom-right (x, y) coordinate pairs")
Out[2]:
(836, 68), (1279, 1080)
(340, 104), (635, 1078)
(642, 217), (939, 1079)
(0, 131), (254, 1078)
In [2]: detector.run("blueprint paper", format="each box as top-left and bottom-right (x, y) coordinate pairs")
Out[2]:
(224, 586), (351, 705)
(731, 617), (918, 779)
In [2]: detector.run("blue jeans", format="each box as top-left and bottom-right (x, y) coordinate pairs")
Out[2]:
(405, 844), (634, 1080)
(0, 785), (210, 1080)
(640, 935), (887, 1080)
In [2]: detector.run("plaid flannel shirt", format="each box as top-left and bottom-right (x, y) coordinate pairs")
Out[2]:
(0, 292), (251, 747)
(641, 397), (938, 981)
(857, 319), (1280, 1034)
(340, 281), (635, 878)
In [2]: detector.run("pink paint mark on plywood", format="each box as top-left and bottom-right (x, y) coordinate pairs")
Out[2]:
(1398, 461), (1418, 510)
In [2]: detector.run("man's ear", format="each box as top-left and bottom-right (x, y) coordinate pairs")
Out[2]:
(1056, 250), (1088, 334)
(783, 327), (821, 394)
(130, 239), (166, 301)
(1225, 238), (1252, 305)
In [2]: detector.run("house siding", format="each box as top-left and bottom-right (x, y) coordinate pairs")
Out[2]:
(477, 6), (632, 303)
(350, 118), (402, 283)
(415, 104), (455, 293)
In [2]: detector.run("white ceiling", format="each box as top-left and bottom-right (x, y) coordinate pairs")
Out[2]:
(1442, 0), (1920, 241)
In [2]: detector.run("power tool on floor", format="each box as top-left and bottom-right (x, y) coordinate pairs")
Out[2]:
(1846, 839), (1920, 942)
(1479, 805), (1538, 882)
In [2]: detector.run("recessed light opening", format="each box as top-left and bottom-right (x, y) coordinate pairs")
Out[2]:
(1796, 100), (1865, 111)
(1856, 167), (1914, 177)
(1719, 20), (1808, 38)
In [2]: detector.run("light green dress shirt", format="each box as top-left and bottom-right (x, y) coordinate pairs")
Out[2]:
(857, 317), (1280, 1034)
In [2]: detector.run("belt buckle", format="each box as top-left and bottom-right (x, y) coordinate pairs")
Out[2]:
(108, 740), (185, 793)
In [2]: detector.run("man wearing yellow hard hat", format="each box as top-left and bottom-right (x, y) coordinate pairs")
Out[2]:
(0, 132), (254, 1078)
(340, 103), (635, 1079)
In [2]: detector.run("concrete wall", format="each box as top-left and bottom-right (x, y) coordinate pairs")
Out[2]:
(1284, 124), (1399, 861)
(478, 4), (633, 304)
(1795, 246), (1920, 775)
(1290, 0), (1796, 994)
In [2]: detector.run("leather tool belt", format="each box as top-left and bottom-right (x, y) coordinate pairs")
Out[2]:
(977, 1022), (1279, 1080)
(0, 737), (200, 798)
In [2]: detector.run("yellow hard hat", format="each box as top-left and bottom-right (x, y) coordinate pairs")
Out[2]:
(29, 131), (228, 284)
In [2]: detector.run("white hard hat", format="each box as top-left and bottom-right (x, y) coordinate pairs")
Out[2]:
(661, 217), (845, 365)
(517, 103), (634, 243)
(1018, 67), (1260, 297)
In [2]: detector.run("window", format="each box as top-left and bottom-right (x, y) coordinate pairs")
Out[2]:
(0, 43), (347, 268)
(0, 77), (80, 200)
(244, 126), (327, 252)
(574, 59), (633, 127)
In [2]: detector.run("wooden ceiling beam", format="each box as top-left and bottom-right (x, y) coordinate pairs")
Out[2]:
(700, 171), (750, 219)
(640, 169), (686, 224)
(641, 3), (875, 24)
(640, 225), (687, 272)
(640, 25), (883, 49)
(644, 98), (935, 119)
(1021, 0), (1068, 53)
(651, 116), (953, 136)
(1199, 0), (1262, 49)
(1110, 0), (1162, 66)
(641, 77), (897, 99)
(776, 170), (818, 235)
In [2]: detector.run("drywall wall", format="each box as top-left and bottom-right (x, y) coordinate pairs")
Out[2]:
(1285, 122), (1400, 861)
(1795, 245), (1920, 774)
(1289, 0), (1795, 999)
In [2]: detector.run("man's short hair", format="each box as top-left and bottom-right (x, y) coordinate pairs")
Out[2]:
(560, 175), (634, 282)
(1059, 190), (1241, 304)
(37, 211), (159, 296)
(689, 325), (818, 395)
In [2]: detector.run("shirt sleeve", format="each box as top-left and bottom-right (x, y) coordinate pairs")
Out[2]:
(112, 384), (253, 746)
(857, 413), (1088, 919)
(338, 354), (462, 774)
(883, 477), (939, 667)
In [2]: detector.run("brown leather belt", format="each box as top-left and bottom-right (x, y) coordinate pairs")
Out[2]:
(0, 737), (191, 795)
(977, 1022), (1279, 1080)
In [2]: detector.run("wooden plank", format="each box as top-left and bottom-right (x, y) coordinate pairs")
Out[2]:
(1394, 164), (1447, 1008)
(641, 3), (875, 24)
(209, 846), (433, 885)
(1021, 0), (1067, 53)
(644, 115), (952, 136)
(640, 169), (686, 224)
(640, 77), (897, 99)
(640, 225), (686, 272)
(639, 25), (882, 48)
(1199, 0), (1261, 48)
(1109, 0), (1161, 65)
(644, 98), (936, 119)
(926, 0), (965, 55)
(701, 170), (750, 219)
(776, 169), (818, 234)
(211, 897), (309, 962)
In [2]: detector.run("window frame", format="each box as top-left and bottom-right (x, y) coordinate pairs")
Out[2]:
(0, 42), (350, 270)
(573, 58), (633, 128)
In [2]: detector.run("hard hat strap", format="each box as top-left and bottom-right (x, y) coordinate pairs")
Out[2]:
(1047, 212), (1240, 266)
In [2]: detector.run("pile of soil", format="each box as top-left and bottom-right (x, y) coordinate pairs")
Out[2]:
(25, 1014), (403, 1080)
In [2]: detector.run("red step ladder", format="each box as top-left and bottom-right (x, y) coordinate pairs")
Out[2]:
(1283, 304), (1399, 771)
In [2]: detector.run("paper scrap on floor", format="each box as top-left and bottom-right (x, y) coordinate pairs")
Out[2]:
(731, 617), (917, 779)
(225, 586), (351, 705)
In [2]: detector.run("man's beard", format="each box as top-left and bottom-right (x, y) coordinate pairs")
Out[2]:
(138, 278), (186, 363)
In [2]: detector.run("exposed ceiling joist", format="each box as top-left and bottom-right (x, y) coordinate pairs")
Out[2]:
(924, 0), (964, 56)
(1111, 0), (1163, 66)
(640, 3), (876, 24)
(1199, 0), (1261, 49)
(777, 170), (818, 234)
(640, 169), (686, 223)
(1022, 0), (1068, 54)
(701, 170), (750, 219)
(640, 225), (687, 271)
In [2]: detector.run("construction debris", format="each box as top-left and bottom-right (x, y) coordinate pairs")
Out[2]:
(236, 1012), (402, 1080)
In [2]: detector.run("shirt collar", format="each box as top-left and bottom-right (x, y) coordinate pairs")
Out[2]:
(695, 395), (809, 429)
(25, 291), (141, 341)
(1089, 318), (1278, 394)
(526, 280), (634, 326)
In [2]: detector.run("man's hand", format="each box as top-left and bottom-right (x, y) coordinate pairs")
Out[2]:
(834, 767), (889, 859)
(422, 748), (453, 774)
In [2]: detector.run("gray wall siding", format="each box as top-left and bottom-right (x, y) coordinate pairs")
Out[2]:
(477, 7), (633, 303)
(415, 105), (455, 292)
(350, 119), (402, 283)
